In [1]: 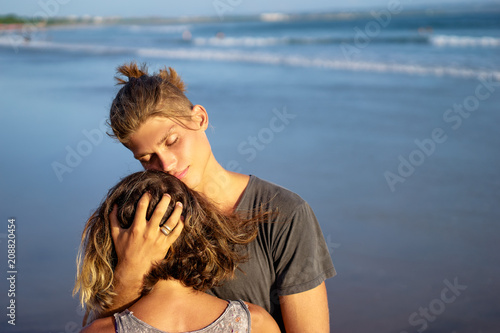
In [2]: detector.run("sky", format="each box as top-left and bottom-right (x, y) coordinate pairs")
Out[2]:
(1, 0), (499, 18)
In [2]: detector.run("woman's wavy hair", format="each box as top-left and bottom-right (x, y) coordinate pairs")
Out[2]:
(73, 170), (258, 318)
(109, 61), (194, 144)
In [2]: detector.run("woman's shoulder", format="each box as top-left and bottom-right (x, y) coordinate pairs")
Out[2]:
(80, 316), (115, 333)
(243, 301), (281, 333)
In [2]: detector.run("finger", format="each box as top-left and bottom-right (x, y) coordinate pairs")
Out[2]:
(109, 205), (120, 242)
(160, 201), (183, 234)
(164, 213), (184, 246)
(149, 193), (172, 228)
(132, 192), (152, 231)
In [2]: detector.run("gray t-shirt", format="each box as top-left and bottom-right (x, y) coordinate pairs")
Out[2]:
(114, 300), (250, 333)
(208, 175), (336, 330)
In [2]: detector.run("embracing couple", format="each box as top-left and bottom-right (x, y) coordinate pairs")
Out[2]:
(74, 62), (335, 333)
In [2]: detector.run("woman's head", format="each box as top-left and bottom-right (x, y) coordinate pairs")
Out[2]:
(74, 170), (257, 315)
(109, 62), (194, 145)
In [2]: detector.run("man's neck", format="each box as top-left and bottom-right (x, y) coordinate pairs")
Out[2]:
(197, 154), (250, 214)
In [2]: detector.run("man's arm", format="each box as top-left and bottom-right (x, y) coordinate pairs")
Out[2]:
(95, 264), (144, 318)
(280, 282), (330, 333)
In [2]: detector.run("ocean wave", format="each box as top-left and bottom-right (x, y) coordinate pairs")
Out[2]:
(190, 35), (429, 47)
(0, 36), (132, 55)
(430, 35), (500, 47)
(138, 47), (500, 80)
(191, 34), (500, 48)
(127, 24), (191, 34)
(1, 36), (498, 80)
(193, 36), (283, 47)
(259, 13), (291, 22)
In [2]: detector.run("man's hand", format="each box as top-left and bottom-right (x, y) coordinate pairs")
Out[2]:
(96, 192), (184, 319)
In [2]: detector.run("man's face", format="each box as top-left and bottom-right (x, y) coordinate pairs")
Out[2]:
(127, 112), (211, 191)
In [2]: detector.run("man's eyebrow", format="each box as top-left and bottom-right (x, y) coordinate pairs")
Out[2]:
(156, 126), (174, 146)
(133, 126), (175, 159)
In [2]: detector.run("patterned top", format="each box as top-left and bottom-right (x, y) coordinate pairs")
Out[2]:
(113, 300), (250, 333)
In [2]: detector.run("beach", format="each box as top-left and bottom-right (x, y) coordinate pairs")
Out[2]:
(0, 7), (499, 332)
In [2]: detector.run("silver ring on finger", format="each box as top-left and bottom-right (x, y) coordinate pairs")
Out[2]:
(160, 225), (171, 236)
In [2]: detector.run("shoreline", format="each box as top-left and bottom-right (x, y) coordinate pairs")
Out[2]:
(1, 4), (499, 33)
(0, 22), (114, 32)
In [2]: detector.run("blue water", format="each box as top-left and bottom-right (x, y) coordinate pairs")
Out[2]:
(1, 8), (500, 332)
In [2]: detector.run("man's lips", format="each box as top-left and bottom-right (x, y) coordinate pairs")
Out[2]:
(173, 166), (189, 180)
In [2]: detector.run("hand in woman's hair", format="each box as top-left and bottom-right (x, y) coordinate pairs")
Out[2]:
(110, 192), (184, 285)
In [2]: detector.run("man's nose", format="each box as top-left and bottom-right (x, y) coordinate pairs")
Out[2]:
(156, 150), (177, 173)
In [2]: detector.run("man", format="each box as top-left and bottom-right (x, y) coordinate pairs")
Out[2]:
(101, 62), (335, 332)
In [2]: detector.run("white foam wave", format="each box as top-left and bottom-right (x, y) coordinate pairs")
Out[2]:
(0, 36), (131, 54)
(128, 24), (191, 34)
(260, 13), (291, 22)
(2, 36), (498, 81)
(431, 35), (500, 47)
(192, 35), (431, 47)
(192, 36), (283, 47)
(137, 48), (500, 81)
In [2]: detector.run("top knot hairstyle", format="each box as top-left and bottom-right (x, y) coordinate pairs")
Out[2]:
(109, 62), (194, 144)
(74, 170), (258, 318)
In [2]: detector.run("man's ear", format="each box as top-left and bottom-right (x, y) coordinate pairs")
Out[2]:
(191, 105), (209, 130)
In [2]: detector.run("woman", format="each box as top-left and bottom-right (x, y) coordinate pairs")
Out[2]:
(74, 170), (280, 332)
(105, 62), (335, 332)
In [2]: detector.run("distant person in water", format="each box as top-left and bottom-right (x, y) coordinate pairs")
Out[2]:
(74, 170), (280, 332)
(102, 61), (335, 332)
(182, 29), (192, 41)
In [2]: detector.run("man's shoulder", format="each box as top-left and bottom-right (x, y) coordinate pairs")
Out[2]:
(246, 175), (306, 207)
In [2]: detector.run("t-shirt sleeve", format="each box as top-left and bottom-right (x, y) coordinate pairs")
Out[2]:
(273, 201), (336, 296)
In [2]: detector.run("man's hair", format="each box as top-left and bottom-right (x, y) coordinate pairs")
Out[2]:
(73, 170), (258, 317)
(109, 61), (194, 144)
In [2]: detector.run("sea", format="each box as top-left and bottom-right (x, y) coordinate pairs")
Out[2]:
(0, 5), (499, 333)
